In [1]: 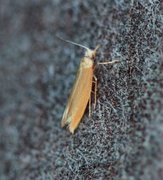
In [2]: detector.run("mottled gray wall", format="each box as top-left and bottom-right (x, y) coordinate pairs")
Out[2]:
(0, 0), (162, 180)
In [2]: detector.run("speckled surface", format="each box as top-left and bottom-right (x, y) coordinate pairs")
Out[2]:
(0, 0), (162, 179)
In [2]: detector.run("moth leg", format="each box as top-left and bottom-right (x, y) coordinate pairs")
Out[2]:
(89, 95), (92, 117)
(93, 75), (97, 110)
(91, 88), (95, 109)
(98, 59), (119, 65)
(89, 76), (97, 117)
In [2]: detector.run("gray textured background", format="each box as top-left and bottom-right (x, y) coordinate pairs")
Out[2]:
(0, 0), (162, 179)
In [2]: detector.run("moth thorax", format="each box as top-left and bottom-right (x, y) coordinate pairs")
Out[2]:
(82, 57), (93, 68)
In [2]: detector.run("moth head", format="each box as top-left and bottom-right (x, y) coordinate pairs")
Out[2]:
(85, 45), (100, 60)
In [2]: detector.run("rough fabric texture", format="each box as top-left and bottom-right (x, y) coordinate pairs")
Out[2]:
(0, 0), (162, 180)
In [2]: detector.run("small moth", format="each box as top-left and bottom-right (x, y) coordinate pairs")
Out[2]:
(59, 37), (119, 134)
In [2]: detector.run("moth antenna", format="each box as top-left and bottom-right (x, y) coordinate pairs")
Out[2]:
(56, 35), (90, 51)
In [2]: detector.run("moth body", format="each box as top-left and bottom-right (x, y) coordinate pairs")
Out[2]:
(58, 36), (119, 134)
(61, 47), (98, 134)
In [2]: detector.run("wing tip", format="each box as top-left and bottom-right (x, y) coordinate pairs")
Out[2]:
(69, 125), (75, 134)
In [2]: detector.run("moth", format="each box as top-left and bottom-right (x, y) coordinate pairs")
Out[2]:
(59, 37), (119, 134)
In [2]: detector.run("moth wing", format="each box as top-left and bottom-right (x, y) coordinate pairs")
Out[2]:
(61, 60), (93, 130)
(68, 67), (93, 133)
(61, 64), (82, 127)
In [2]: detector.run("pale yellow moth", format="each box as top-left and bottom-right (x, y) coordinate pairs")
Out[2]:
(59, 37), (119, 134)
